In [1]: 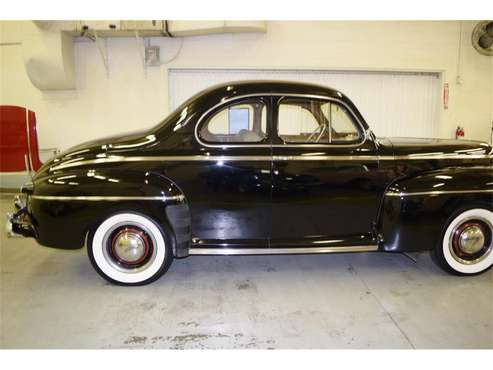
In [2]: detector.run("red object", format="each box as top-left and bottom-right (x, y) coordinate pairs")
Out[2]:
(0, 105), (43, 172)
(455, 126), (465, 139)
(443, 83), (449, 110)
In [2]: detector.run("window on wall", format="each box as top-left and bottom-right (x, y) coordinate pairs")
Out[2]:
(277, 98), (361, 144)
(199, 99), (267, 143)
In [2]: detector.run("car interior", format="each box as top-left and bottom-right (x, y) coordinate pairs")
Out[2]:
(199, 97), (361, 144)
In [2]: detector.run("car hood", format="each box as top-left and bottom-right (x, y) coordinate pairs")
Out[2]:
(61, 129), (154, 153)
(35, 130), (157, 177)
(383, 137), (492, 158)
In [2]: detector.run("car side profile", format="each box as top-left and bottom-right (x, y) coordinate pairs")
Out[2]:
(8, 81), (493, 285)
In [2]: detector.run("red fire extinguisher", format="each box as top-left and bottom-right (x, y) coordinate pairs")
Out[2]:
(455, 126), (465, 139)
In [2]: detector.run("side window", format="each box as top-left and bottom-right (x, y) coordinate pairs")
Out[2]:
(329, 104), (361, 142)
(277, 98), (361, 144)
(199, 99), (267, 144)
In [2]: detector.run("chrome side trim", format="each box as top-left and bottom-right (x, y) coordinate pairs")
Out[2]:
(193, 93), (369, 149)
(188, 245), (379, 255)
(273, 155), (377, 161)
(31, 195), (185, 202)
(49, 153), (493, 171)
(50, 155), (266, 170)
(385, 189), (493, 197)
(50, 155), (376, 170)
(49, 155), (270, 170)
(381, 154), (491, 160)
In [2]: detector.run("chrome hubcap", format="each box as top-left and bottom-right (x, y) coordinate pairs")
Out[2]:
(113, 230), (147, 263)
(458, 225), (485, 255)
(103, 225), (154, 271)
(450, 219), (492, 264)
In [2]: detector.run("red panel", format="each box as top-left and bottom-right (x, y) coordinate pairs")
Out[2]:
(27, 110), (43, 171)
(0, 105), (43, 172)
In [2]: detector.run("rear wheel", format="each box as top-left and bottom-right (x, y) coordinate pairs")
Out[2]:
(87, 213), (173, 285)
(434, 208), (493, 275)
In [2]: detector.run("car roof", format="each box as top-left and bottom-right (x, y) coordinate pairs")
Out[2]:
(154, 80), (369, 135)
(195, 80), (347, 100)
(178, 80), (368, 129)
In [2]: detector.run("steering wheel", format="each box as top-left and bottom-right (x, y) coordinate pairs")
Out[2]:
(306, 125), (322, 142)
(306, 124), (328, 143)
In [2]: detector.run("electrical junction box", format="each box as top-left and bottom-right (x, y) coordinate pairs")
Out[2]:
(145, 45), (160, 66)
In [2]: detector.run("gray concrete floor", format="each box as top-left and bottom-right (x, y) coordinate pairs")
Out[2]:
(1, 198), (492, 349)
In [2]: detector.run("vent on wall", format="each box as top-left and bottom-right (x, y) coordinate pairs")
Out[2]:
(472, 20), (493, 56)
(21, 21), (267, 90)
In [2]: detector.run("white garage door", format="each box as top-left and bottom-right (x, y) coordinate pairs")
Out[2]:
(168, 68), (441, 138)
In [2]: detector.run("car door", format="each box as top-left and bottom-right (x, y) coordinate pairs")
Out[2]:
(270, 95), (381, 248)
(186, 96), (273, 249)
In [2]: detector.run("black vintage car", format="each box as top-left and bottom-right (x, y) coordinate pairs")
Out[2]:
(8, 81), (493, 285)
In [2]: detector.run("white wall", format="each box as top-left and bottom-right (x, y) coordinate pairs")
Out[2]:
(1, 21), (492, 152)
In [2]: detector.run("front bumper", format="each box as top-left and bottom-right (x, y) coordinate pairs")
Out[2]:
(6, 194), (36, 238)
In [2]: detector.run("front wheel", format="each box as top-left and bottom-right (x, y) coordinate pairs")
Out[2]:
(87, 212), (173, 285)
(434, 208), (493, 275)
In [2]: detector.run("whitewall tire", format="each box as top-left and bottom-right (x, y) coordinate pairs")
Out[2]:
(436, 208), (493, 275)
(87, 213), (173, 285)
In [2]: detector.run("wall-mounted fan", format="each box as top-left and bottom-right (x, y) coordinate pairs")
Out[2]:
(471, 20), (493, 56)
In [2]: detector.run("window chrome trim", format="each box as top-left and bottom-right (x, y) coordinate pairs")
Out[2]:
(276, 95), (363, 146)
(385, 189), (493, 197)
(188, 245), (379, 255)
(197, 95), (270, 146)
(31, 195), (185, 202)
(193, 93), (369, 149)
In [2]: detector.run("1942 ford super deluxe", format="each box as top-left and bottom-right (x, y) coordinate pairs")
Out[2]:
(8, 81), (493, 285)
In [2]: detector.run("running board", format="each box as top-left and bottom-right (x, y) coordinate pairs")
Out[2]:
(188, 245), (379, 256)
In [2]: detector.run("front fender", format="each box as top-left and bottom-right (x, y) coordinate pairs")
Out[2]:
(30, 168), (191, 256)
(378, 166), (493, 252)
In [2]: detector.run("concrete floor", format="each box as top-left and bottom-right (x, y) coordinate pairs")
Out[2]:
(1, 198), (492, 349)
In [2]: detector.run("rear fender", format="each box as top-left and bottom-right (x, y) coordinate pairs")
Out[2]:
(377, 166), (493, 252)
